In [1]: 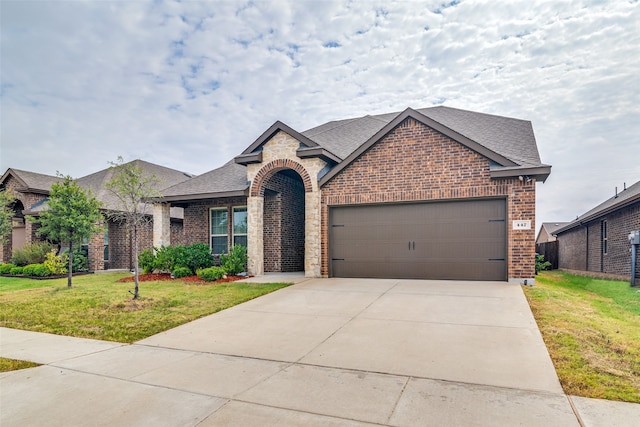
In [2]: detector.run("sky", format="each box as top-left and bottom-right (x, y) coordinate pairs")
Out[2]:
(1, 0), (639, 227)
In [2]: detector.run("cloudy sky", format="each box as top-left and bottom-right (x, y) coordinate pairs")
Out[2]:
(1, 0), (638, 226)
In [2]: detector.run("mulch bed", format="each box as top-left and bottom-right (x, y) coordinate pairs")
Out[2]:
(116, 273), (248, 285)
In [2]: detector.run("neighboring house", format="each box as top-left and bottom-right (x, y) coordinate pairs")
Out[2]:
(536, 222), (569, 244)
(155, 106), (551, 282)
(554, 180), (640, 279)
(1, 160), (193, 271)
(0, 169), (63, 262)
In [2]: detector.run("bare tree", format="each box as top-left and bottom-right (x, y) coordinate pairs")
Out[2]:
(105, 158), (161, 299)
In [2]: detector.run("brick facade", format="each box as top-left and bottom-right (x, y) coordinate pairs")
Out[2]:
(558, 201), (640, 278)
(181, 197), (248, 248)
(320, 117), (537, 280)
(262, 171), (305, 272)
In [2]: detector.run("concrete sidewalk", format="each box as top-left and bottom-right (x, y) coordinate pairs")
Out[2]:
(2, 277), (639, 426)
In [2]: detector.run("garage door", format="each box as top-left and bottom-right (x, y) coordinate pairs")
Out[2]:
(329, 199), (506, 281)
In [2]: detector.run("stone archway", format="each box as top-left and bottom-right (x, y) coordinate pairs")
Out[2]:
(247, 159), (321, 277)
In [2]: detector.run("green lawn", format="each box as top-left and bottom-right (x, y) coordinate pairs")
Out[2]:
(0, 273), (291, 343)
(0, 357), (39, 372)
(524, 271), (640, 403)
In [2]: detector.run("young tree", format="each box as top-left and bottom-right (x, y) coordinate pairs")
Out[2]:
(31, 176), (102, 287)
(105, 157), (161, 299)
(0, 190), (16, 244)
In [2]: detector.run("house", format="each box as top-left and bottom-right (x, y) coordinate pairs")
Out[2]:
(0, 169), (63, 261)
(554, 180), (640, 280)
(154, 106), (551, 282)
(536, 222), (569, 244)
(1, 160), (193, 271)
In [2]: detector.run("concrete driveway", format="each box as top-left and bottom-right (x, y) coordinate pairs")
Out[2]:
(0, 277), (606, 426)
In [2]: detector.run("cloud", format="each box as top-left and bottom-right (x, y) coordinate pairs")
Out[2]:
(1, 0), (638, 226)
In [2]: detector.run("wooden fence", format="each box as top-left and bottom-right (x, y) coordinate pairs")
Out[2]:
(536, 240), (559, 270)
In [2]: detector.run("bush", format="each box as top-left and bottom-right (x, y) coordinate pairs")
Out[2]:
(197, 266), (225, 282)
(22, 264), (39, 276)
(139, 248), (156, 274)
(172, 266), (192, 278)
(0, 263), (16, 274)
(32, 264), (51, 277)
(11, 242), (54, 266)
(154, 245), (185, 273)
(220, 245), (247, 275)
(10, 266), (24, 275)
(181, 243), (214, 274)
(535, 254), (552, 274)
(70, 248), (88, 272)
(44, 250), (68, 275)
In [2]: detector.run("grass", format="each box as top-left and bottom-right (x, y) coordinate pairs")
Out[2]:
(524, 271), (640, 403)
(0, 357), (40, 372)
(0, 272), (291, 343)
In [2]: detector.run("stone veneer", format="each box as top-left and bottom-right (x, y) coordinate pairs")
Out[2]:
(246, 131), (326, 277)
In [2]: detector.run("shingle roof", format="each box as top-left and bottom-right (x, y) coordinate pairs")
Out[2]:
(555, 180), (640, 234)
(26, 160), (193, 219)
(0, 168), (63, 193)
(301, 106), (546, 168)
(160, 160), (248, 201)
(542, 222), (570, 235)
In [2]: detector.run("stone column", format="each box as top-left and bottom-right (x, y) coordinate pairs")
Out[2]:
(305, 190), (322, 277)
(153, 203), (171, 248)
(247, 196), (264, 276)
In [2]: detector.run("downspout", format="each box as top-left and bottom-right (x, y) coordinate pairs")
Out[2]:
(585, 225), (589, 271)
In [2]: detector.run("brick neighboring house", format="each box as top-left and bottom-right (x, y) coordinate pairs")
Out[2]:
(554, 180), (640, 280)
(155, 106), (551, 282)
(536, 223), (569, 244)
(1, 160), (193, 271)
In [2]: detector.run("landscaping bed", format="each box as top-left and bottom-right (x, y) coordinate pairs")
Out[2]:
(116, 273), (249, 284)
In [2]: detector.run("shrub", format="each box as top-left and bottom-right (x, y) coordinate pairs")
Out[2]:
(11, 242), (54, 266)
(535, 254), (552, 274)
(197, 266), (225, 282)
(220, 245), (247, 275)
(31, 264), (51, 277)
(182, 243), (215, 274)
(10, 266), (24, 275)
(22, 264), (39, 276)
(172, 266), (192, 278)
(70, 248), (88, 272)
(154, 245), (185, 273)
(0, 263), (16, 274)
(44, 250), (68, 275)
(139, 248), (156, 274)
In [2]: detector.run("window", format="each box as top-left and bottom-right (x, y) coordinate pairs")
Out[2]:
(210, 208), (229, 254)
(601, 220), (608, 255)
(233, 206), (248, 247)
(103, 229), (109, 261)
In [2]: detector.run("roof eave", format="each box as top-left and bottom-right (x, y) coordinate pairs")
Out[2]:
(296, 147), (341, 165)
(234, 152), (263, 165)
(490, 165), (552, 183)
(154, 189), (249, 203)
(555, 194), (640, 235)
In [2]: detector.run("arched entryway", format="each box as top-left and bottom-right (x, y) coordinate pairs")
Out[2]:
(10, 199), (26, 252)
(247, 158), (320, 277)
(262, 169), (305, 272)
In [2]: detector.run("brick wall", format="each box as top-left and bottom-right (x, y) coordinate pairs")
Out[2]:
(320, 117), (537, 279)
(262, 171), (305, 272)
(182, 197), (248, 247)
(104, 219), (153, 270)
(559, 201), (640, 277)
(1, 176), (49, 262)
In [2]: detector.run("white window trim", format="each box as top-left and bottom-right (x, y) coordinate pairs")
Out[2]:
(210, 207), (229, 254)
(232, 206), (248, 247)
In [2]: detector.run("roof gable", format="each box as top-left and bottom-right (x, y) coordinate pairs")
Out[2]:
(319, 108), (518, 187)
(1, 168), (63, 194)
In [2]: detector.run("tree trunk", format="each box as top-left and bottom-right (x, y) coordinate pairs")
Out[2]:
(67, 241), (73, 288)
(132, 225), (139, 299)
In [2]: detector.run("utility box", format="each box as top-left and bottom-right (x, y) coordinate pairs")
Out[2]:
(629, 231), (640, 245)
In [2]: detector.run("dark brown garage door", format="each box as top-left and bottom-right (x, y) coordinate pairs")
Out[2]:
(329, 199), (506, 281)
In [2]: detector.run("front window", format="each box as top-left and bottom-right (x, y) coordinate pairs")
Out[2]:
(233, 206), (248, 247)
(601, 220), (608, 255)
(210, 208), (228, 254)
(103, 229), (109, 261)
